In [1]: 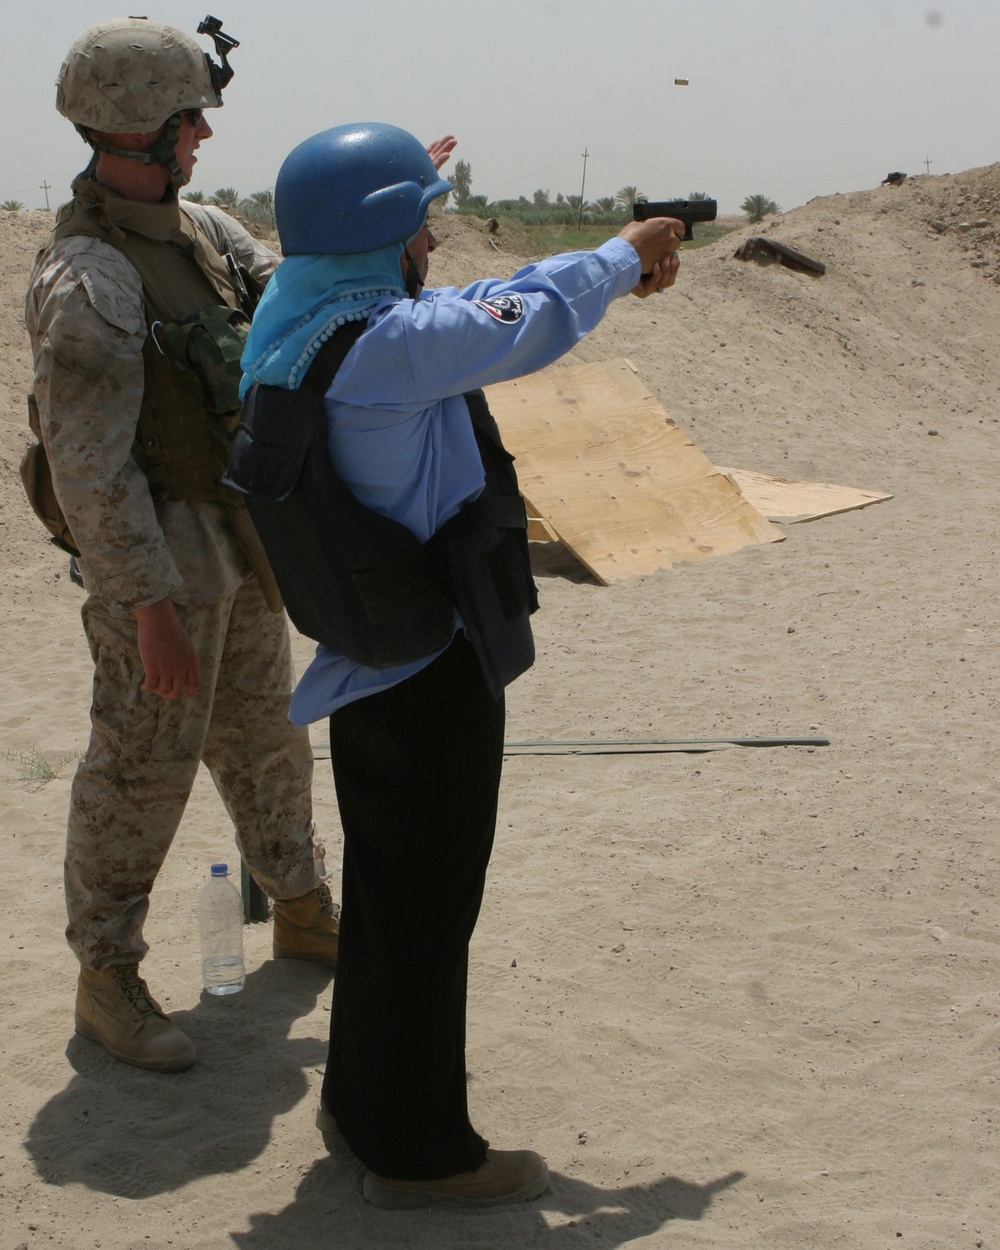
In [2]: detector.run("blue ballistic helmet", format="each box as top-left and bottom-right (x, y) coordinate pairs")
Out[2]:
(275, 122), (453, 255)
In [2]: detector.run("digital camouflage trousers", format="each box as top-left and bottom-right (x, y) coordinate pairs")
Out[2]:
(65, 576), (318, 969)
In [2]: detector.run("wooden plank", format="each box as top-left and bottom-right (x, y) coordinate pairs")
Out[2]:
(717, 467), (893, 524)
(486, 359), (784, 585)
(526, 514), (558, 542)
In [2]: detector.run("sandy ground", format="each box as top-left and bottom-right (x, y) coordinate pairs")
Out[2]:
(1, 166), (998, 1249)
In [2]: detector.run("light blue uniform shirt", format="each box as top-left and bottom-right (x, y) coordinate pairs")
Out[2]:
(289, 237), (641, 724)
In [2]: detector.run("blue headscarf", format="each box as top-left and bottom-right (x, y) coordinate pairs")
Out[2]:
(240, 242), (406, 396)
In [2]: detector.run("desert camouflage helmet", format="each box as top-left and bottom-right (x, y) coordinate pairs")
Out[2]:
(56, 16), (233, 134)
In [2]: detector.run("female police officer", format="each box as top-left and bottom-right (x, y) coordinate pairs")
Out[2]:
(229, 122), (682, 1206)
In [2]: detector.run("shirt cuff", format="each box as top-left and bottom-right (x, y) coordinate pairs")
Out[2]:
(594, 237), (643, 296)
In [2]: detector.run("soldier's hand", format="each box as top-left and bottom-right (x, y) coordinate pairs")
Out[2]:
(134, 598), (200, 700)
(618, 218), (685, 298)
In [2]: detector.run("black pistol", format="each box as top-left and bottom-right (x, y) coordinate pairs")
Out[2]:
(633, 198), (718, 242)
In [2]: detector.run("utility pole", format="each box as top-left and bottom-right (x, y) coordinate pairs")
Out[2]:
(39, 180), (51, 210)
(577, 148), (589, 229)
(924, 155), (932, 175)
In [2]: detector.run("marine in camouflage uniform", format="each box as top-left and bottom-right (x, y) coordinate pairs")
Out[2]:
(24, 16), (338, 1073)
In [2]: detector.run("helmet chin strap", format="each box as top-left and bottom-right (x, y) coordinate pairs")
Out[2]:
(80, 113), (189, 190)
(403, 246), (424, 298)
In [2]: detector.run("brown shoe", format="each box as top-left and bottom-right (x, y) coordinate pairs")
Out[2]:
(272, 883), (340, 968)
(75, 965), (196, 1072)
(363, 1148), (549, 1209)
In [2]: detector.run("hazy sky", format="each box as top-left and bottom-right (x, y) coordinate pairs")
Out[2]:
(5, 1), (997, 216)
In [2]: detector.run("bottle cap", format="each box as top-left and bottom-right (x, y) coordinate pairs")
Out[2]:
(210, 863), (229, 876)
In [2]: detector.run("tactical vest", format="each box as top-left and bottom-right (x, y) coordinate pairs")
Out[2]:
(22, 181), (280, 608)
(225, 322), (538, 699)
(51, 184), (246, 503)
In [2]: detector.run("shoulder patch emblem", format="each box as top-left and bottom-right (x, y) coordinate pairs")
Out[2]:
(474, 293), (524, 324)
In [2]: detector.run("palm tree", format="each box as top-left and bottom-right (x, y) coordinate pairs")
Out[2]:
(1, 199), (24, 211)
(209, 187), (241, 212)
(240, 189), (276, 228)
(615, 185), (646, 214)
(182, 190), (206, 203)
(688, 191), (710, 201)
(741, 194), (780, 223)
(450, 159), (472, 207)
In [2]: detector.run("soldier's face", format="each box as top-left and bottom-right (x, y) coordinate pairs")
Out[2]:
(173, 109), (214, 182)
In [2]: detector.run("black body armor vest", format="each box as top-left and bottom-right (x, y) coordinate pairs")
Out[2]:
(224, 322), (538, 699)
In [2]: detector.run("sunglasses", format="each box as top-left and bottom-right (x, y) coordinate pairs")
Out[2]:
(180, 109), (205, 127)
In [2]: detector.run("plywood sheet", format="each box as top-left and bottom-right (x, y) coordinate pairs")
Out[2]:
(485, 359), (784, 585)
(717, 467), (893, 524)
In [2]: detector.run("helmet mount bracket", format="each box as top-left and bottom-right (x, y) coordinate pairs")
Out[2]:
(197, 15), (240, 92)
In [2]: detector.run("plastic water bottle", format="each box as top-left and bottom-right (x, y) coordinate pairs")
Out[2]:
(199, 863), (246, 995)
(312, 827), (329, 882)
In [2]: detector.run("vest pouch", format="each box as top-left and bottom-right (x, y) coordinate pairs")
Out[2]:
(149, 306), (250, 416)
(20, 392), (80, 556)
(442, 507), (536, 701)
(437, 390), (539, 699)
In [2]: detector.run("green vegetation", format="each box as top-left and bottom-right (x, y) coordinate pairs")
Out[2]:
(2, 743), (77, 789)
(741, 193), (780, 223)
(240, 189), (276, 229)
(450, 159), (472, 208)
(183, 186), (276, 229)
(443, 167), (745, 250)
(1, 199), (25, 211)
(615, 185), (645, 215)
(208, 186), (240, 211)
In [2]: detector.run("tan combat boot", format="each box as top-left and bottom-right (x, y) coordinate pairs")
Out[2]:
(363, 1148), (550, 1209)
(272, 882), (340, 968)
(75, 965), (196, 1072)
